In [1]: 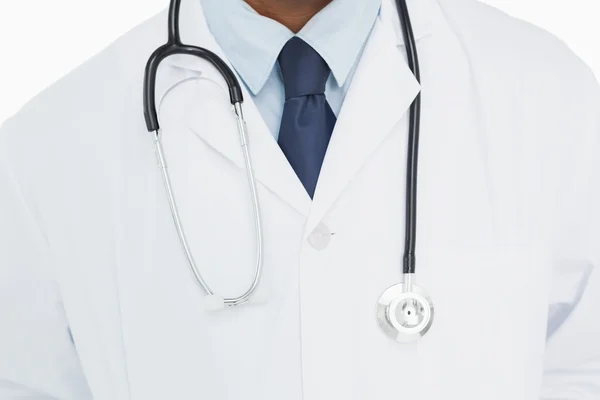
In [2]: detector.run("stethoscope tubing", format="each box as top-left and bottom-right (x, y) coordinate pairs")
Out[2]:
(144, 0), (261, 307)
(143, 0), (422, 307)
(396, 0), (421, 276)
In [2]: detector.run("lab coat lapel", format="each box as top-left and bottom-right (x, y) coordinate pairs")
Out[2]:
(165, 0), (311, 217)
(305, 12), (422, 236)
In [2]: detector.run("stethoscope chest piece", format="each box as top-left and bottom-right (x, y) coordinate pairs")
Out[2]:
(145, 0), (427, 320)
(376, 281), (434, 342)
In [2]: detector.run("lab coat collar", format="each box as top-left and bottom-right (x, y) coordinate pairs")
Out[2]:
(164, 0), (313, 217)
(303, 0), (427, 238)
(160, 0), (440, 219)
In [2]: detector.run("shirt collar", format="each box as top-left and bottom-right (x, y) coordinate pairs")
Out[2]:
(201, 0), (382, 95)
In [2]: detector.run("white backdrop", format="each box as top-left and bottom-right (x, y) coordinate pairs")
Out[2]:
(0, 0), (598, 123)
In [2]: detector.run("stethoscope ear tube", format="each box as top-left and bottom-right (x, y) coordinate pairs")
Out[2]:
(143, 0), (244, 133)
(143, 44), (170, 133)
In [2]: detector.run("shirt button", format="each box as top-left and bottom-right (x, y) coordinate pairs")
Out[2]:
(307, 222), (332, 250)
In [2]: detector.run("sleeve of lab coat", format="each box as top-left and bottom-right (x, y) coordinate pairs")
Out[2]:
(0, 120), (92, 399)
(539, 71), (600, 399)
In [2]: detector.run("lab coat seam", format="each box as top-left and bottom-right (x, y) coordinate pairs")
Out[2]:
(110, 94), (137, 400)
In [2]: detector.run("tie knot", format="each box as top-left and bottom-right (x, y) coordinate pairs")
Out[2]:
(278, 37), (331, 100)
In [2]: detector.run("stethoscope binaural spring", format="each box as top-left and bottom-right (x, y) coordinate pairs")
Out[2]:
(142, 0), (434, 342)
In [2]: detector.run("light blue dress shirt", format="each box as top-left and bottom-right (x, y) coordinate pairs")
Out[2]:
(201, 0), (382, 138)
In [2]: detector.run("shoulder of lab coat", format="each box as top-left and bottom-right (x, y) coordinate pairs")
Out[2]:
(440, 0), (593, 79)
(0, 7), (167, 173)
(0, 9), (168, 399)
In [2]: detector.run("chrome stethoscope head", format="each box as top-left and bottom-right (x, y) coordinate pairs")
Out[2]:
(376, 275), (435, 343)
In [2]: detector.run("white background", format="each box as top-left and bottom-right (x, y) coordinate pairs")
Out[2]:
(0, 0), (598, 124)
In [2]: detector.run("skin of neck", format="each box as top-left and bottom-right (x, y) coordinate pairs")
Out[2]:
(244, 0), (334, 33)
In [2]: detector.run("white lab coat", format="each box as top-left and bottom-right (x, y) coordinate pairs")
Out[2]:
(0, 0), (599, 398)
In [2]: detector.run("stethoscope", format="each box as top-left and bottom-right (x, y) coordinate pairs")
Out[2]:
(143, 0), (433, 343)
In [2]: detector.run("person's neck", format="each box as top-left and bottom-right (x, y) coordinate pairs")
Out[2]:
(244, 0), (334, 33)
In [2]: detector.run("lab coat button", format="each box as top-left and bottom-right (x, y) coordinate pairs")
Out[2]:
(307, 222), (332, 250)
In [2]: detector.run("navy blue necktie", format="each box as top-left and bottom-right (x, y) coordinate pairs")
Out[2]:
(277, 37), (337, 199)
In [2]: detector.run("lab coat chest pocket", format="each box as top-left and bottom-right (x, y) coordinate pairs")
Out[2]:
(419, 242), (552, 397)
